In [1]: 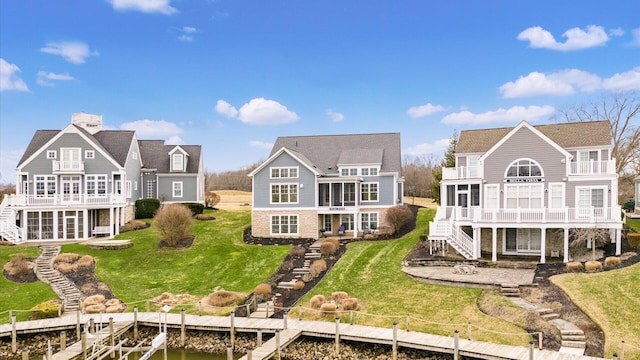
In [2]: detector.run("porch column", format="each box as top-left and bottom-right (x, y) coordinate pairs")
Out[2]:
(540, 228), (546, 264)
(472, 227), (480, 259)
(109, 208), (114, 237)
(491, 227), (497, 262)
(53, 210), (58, 241)
(616, 228), (621, 255)
(563, 228), (569, 263)
(353, 212), (359, 239)
(114, 208), (120, 236)
(83, 209), (88, 240)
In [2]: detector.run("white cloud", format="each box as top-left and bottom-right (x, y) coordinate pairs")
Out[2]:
(215, 99), (238, 118)
(325, 109), (344, 122)
(407, 102), (445, 119)
(178, 26), (198, 42)
(500, 69), (600, 98)
(120, 119), (183, 143)
(602, 67), (640, 91)
(178, 35), (193, 42)
(183, 26), (197, 33)
(0, 59), (29, 92)
(36, 71), (75, 87)
(237, 98), (299, 125)
(441, 105), (555, 125)
(108, 0), (177, 15)
(404, 139), (450, 156)
(517, 25), (609, 51)
(609, 28), (624, 37)
(40, 41), (98, 64)
(631, 28), (640, 47)
(249, 140), (273, 150)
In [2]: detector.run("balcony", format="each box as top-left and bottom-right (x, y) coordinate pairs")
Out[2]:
(442, 166), (482, 180)
(438, 205), (622, 224)
(53, 161), (85, 174)
(4, 194), (126, 207)
(569, 160), (616, 175)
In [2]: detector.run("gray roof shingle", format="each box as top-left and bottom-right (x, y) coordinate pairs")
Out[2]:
(18, 130), (59, 167)
(270, 133), (401, 175)
(138, 140), (201, 174)
(456, 120), (612, 154)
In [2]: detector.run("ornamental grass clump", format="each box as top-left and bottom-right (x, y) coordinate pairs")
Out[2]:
(566, 262), (584, 271)
(4, 253), (33, 279)
(208, 290), (239, 307)
(320, 303), (337, 315)
(331, 291), (349, 303)
(320, 241), (337, 256)
(254, 283), (272, 302)
(288, 245), (306, 258)
(310, 259), (327, 277)
(324, 238), (340, 249)
(292, 280), (305, 291)
(153, 204), (194, 247)
(76, 255), (95, 269)
(604, 256), (621, 267)
(341, 298), (360, 311)
(55, 253), (80, 263)
(310, 295), (326, 309)
(585, 260), (603, 272)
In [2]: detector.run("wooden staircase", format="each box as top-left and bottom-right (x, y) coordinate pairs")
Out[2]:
(0, 197), (24, 244)
(428, 217), (474, 259)
(35, 246), (83, 314)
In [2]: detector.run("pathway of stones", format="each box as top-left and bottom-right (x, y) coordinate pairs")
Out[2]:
(34, 246), (82, 314)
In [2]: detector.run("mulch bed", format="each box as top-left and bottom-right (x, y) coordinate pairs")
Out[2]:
(158, 235), (195, 249)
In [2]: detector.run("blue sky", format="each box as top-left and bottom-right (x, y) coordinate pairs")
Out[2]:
(1, 0), (639, 183)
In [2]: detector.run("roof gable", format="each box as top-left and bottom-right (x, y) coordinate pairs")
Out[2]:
(138, 140), (201, 174)
(480, 121), (571, 162)
(248, 147), (322, 177)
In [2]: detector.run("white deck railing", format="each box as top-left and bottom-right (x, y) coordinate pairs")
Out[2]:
(4, 194), (126, 206)
(53, 160), (85, 173)
(469, 206), (621, 223)
(442, 166), (482, 180)
(569, 160), (616, 175)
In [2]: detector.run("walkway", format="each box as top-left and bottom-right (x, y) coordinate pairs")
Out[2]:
(0, 312), (605, 360)
(402, 265), (536, 289)
(34, 246), (83, 313)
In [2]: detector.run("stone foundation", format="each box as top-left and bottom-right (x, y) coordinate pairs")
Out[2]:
(252, 209), (318, 239)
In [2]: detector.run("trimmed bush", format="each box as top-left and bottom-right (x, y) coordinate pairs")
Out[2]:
(604, 256), (621, 267)
(85, 304), (106, 314)
(135, 198), (161, 219)
(105, 298), (120, 306)
(288, 245), (306, 258)
(302, 273), (314, 282)
(292, 281), (305, 291)
(182, 202), (205, 215)
(56, 263), (76, 274)
(331, 291), (349, 303)
(627, 233), (640, 250)
(585, 260), (603, 272)
(623, 198), (635, 212)
(310, 259), (327, 277)
(324, 238), (340, 249)
(341, 298), (360, 311)
(4, 253), (32, 278)
(121, 219), (149, 231)
(320, 303), (337, 315)
(310, 295), (325, 309)
(254, 283), (272, 302)
(55, 253), (80, 263)
(30, 301), (59, 320)
(566, 262), (584, 271)
(84, 294), (106, 306)
(154, 204), (194, 247)
(386, 205), (414, 233)
(76, 255), (95, 269)
(205, 191), (221, 209)
(320, 241), (337, 256)
(280, 260), (294, 272)
(208, 290), (239, 307)
(106, 303), (125, 313)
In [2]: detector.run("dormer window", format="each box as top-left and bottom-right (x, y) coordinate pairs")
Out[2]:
(172, 153), (184, 172)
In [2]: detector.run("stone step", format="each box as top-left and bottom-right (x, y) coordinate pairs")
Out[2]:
(561, 340), (586, 349)
(563, 334), (586, 342)
(501, 283), (519, 288)
(292, 268), (310, 275)
(277, 281), (296, 289)
(541, 313), (560, 321)
(560, 329), (585, 336)
(535, 308), (554, 315)
(305, 252), (322, 259)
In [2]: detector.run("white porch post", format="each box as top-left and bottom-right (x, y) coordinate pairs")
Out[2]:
(53, 210), (58, 241)
(109, 207), (114, 237)
(353, 211), (359, 239)
(83, 209), (88, 239)
(616, 228), (621, 255)
(540, 228), (546, 264)
(563, 228), (569, 263)
(472, 227), (480, 259)
(491, 227), (497, 262)
(115, 207), (120, 236)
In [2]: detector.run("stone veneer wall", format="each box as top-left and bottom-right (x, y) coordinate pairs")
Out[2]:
(252, 209), (318, 239)
(479, 227), (565, 259)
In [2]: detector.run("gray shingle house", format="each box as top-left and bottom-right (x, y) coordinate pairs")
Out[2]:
(248, 133), (404, 239)
(429, 120), (623, 263)
(0, 113), (204, 243)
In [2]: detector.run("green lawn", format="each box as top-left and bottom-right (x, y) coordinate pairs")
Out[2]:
(296, 208), (530, 346)
(551, 263), (640, 359)
(627, 217), (640, 232)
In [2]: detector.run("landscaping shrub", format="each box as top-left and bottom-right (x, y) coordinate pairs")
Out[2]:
(331, 291), (349, 303)
(623, 198), (635, 212)
(105, 298), (120, 306)
(56, 263), (76, 274)
(4, 253), (32, 278)
(302, 273), (314, 282)
(320, 241), (337, 256)
(320, 303), (337, 315)
(30, 301), (59, 320)
(310, 295), (325, 309)
(135, 198), (161, 219)
(585, 260), (603, 272)
(292, 281), (305, 291)
(55, 253), (80, 263)
(310, 259), (327, 277)
(385, 205), (413, 233)
(106, 303), (125, 313)
(84, 304), (106, 314)
(341, 298), (360, 311)
(377, 225), (394, 236)
(154, 204), (194, 247)
(280, 260), (294, 272)
(76, 255), (95, 269)
(182, 202), (205, 215)
(627, 233), (640, 250)
(205, 191), (221, 209)
(324, 238), (340, 249)
(604, 256), (621, 267)
(254, 283), (272, 302)
(566, 262), (584, 271)
(288, 245), (306, 258)
(194, 214), (215, 221)
(208, 290), (239, 307)
(122, 219), (149, 231)
(84, 294), (106, 306)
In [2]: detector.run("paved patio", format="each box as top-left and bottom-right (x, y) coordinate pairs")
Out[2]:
(402, 265), (536, 289)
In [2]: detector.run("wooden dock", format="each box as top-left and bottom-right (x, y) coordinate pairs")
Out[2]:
(0, 312), (606, 360)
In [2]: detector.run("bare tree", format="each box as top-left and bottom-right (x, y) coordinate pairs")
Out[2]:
(402, 154), (437, 201)
(204, 160), (263, 192)
(568, 226), (611, 261)
(555, 91), (640, 176)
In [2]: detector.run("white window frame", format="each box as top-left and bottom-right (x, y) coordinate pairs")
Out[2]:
(340, 168), (357, 177)
(322, 214), (332, 232)
(343, 183), (356, 203)
(361, 212), (378, 231)
(47, 150), (57, 159)
(85, 150), (95, 159)
(132, 151), (138, 160)
(86, 175), (107, 197)
(504, 184), (543, 209)
(578, 150), (599, 162)
(340, 214), (354, 231)
(61, 147), (81, 170)
(548, 183), (565, 209)
(172, 153), (184, 172)
(360, 182), (379, 202)
(504, 228), (542, 254)
(484, 184), (499, 209)
(271, 215), (298, 235)
(35, 175), (56, 197)
(467, 155), (480, 177)
(173, 181), (183, 198)
(126, 180), (132, 198)
(270, 167), (299, 179)
(504, 158), (544, 178)
(270, 183), (299, 204)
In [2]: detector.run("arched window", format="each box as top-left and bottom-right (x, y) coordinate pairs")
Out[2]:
(505, 159), (543, 178)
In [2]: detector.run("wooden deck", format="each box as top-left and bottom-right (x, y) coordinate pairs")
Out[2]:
(0, 312), (606, 360)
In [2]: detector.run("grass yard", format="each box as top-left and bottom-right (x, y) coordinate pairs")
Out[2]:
(627, 217), (640, 232)
(296, 208), (531, 346)
(0, 246), (57, 322)
(551, 263), (640, 359)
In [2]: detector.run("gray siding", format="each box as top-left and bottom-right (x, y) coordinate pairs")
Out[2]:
(361, 176), (395, 206)
(123, 139), (142, 201)
(565, 179), (617, 207)
(253, 152), (316, 208)
(484, 126), (567, 185)
(142, 172), (158, 199)
(158, 175), (199, 202)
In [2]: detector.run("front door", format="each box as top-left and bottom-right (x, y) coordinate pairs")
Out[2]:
(61, 176), (81, 203)
(64, 211), (77, 240)
(458, 190), (469, 218)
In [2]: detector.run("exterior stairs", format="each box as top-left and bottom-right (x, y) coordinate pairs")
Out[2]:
(34, 246), (83, 314)
(0, 197), (24, 244)
(428, 216), (474, 259)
